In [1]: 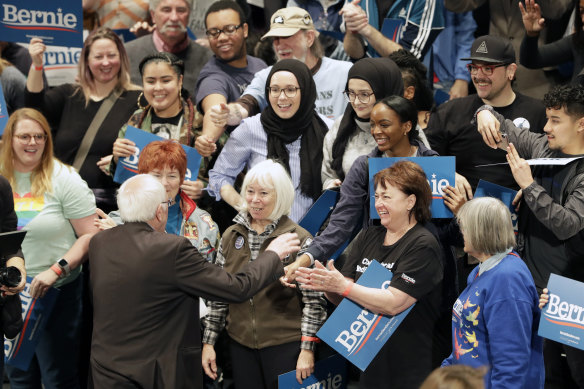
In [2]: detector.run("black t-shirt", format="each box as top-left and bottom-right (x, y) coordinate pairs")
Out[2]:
(341, 224), (444, 389)
(425, 93), (546, 190)
(151, 110), (183, 140)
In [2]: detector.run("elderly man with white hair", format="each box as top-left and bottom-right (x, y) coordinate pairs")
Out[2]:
(124, 0), (212, 94)
(88, 174), (300, 388)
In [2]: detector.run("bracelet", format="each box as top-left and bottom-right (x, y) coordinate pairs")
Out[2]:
(301, 336), (321, 343)
(342, 281), (354, 297)
(33, 64), (43, 71)
(50, 263), (63, 277)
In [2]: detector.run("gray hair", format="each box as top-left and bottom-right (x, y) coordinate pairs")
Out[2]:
(117, 174), (167, 222)
(457, 197), (516, 256)
(239, 159), (294, 220)
(150, 0), (192, 12)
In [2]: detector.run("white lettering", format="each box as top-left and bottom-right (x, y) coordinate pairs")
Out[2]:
(2, 4), (77, 29)
(544, 294), (584, 326)
(427, 173), (450, 196)
(334, 331), (356, 352)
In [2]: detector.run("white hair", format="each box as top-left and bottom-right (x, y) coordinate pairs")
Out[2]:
(117, 174), (167, 222)
(150, 0), (192, 12)
(239, 159), (295, 220)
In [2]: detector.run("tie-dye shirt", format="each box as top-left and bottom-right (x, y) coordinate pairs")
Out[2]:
(13, 161), (96, 286)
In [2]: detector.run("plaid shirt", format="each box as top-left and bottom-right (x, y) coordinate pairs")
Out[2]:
(202, 213), (326, 351)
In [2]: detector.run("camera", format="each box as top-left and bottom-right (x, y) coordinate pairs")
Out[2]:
(0, 266), (22, 288)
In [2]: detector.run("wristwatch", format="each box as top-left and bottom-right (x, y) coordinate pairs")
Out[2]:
(57, 258), (71, 277)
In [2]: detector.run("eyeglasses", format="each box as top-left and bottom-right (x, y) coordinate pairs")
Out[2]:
(205, 24), (243, 39)
(13, 134), (47, 144)
(343, 90), (374, 104)
(161, 200), (172, 207)
(268, 86), (300, 98)
(466, 63), (508, 76)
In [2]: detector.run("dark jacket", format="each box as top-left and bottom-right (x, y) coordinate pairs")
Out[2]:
(221, 216), (312, 349)
(89, 222), (284, 389)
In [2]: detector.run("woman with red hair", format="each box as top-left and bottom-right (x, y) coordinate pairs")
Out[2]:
(97, 140), (218, 261)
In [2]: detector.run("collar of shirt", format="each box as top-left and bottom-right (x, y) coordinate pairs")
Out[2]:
(153, 29), (190, 53)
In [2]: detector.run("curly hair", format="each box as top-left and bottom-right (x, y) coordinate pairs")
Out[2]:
(388, 49), (434, 111)
(543, 84), (584, 119)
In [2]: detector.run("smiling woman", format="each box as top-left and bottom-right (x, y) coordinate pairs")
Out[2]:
(0, 108), (98, 388)
(208, 59), (331, 222)
(24, 27), (141, 213)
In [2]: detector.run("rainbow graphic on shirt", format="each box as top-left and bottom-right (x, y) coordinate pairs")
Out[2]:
(13, 192), (45, 230)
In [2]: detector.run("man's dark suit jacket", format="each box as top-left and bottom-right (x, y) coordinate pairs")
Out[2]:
(89, 222), (284, 388)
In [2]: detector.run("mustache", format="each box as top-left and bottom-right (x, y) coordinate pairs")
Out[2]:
(160, 21), (187, 33)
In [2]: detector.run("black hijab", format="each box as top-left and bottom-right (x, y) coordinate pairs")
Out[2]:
(331, 57), (404, 180)
(260, 59), (328, 200)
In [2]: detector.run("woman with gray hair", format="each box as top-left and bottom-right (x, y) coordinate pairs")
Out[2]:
(201, 159), (326, 389)
(441, 197), (543, 388)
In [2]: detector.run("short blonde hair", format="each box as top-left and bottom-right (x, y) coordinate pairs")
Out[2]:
(457, 197), (515, 256)
(239, 159), (294, 221)
(420, 365), (486, 389)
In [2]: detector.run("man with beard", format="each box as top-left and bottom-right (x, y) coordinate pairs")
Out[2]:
(197, 7), (352, 157)
(425, 35), (547, 198)
(194, 1), (267, 157)
(124, 0), (212, 94)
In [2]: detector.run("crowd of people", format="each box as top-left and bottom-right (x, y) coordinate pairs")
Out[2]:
(1, 0), (584, 388)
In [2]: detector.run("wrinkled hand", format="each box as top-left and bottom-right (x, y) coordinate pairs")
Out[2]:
(97, 154), (113, 174)
(506, 143), (533, 189)
(477, 109), (502, 149)
(195, 134), (217, 157)
(280, 253), (312, 288)
(130, 21), (155, 37)
(519, 0), (544, 37)
(94, 208), (117, 230)
(296, 349), (315, 384)
(512, 189), (523, 212)
(30, 269), (59, 299)
(449, 79), (469, 100)
(442, 185), (467, 215)
(112, 138), (137, 161)
(181, 180), (204, 201)
(455, 172), (473, 201)
(324, 179), (342, 190)
(202, 343), (218, 380)
(296, 260), (348, 294)
(28, 37), (46, 67)
(539, 288), (549, 310)
(0, 266), (26, 296)
(266, 232), (301, 260)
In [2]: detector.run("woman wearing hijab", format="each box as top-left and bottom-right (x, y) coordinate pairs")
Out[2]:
(322, 57), (404, 189)
(208, 59), (331, 222)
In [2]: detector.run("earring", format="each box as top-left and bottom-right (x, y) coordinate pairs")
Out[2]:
(179, 88), (183, 102)
(137, 92), (147, 110)
(404, 132), (407, 136)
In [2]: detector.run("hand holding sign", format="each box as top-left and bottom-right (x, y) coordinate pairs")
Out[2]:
(28, 38), (46, 68)
(113, 138), (137, 162)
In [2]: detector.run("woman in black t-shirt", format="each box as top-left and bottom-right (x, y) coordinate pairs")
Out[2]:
(296, 161), (444, 389)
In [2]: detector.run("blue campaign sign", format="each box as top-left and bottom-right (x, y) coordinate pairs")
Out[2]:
(474, 179), (518, 234)
(278, 354), (347, 389)
(368, 157), (455, 219)
(317, 260), (414, 371)
(0, 1), (83, 47)
(0, 83), (8, 136)
(113, 126), (203, 184)
(539, 274), (584, 351)
(299, 189), (339, 236)
(5, 277), (59, 371)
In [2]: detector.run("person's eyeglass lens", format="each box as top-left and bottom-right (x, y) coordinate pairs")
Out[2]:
(344, 90), (374, 103)
(269, 86), (300, 98)
(466, 63), (507, 76)
(205, 24), (242, 39)
(14, 134), (47, 144)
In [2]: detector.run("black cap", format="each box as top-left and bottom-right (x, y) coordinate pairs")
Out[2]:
(460, 35), (516, 64)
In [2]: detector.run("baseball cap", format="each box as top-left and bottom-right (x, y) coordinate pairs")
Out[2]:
(261, 7), (318, 40)
(460, 35), (516, 64)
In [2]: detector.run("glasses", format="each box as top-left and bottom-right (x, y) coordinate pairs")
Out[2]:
(343, 90), (374, 104)
(13, 134), (47, 144)
(268, 86), (300, 98)
(466, 63), (508, 76)
(205, 24), (242, 39)
(161, 200), (172, 207)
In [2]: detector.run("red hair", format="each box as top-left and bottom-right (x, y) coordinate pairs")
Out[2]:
(138, 140), (187, 183)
